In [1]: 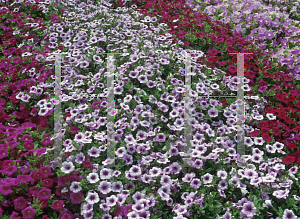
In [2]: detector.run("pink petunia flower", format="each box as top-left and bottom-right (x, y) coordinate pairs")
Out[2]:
(37, 187), (51, 200)
(3, 165), (17, 177)
(51, 200), (64, 211)
(21, 206), (36, 219)
(70, 192), (84, 205)
(14, 197), (28, 211)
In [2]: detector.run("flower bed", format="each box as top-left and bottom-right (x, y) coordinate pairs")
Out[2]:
(0, 0), (299, 218)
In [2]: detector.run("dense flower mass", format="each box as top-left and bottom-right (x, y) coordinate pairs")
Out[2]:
(0, 0), (300, 218)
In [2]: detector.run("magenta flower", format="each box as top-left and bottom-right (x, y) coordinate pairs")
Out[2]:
(225, 38), (235, 45)
(14, 197), (28, 211)
(18, 163), (31, 175)
(70, 192), (84, 205)
(9, 211), (19, 219)
(0, 148), (8, 159)
(69, 126), (80, 134)
(4, 165), (17, 177)
(39, 166), (52, 178)
(21, 134), (33, 142)
(114, 204), (134, 217)
(16, 175), (32, 184)
(21, 206), (36, 219)
(7, 139), (18, 150)
(228, 65), (237, 73)
(12, 57), (22, 64)
(218, 61), (226, 66)
(23, 142), (34, 150)
(114, 206), (127, 216)
(40, 138), (53, 147)
(57, 175), (70, 187)
(37, 188), (51, 200)
(92, 102), (101, 109)
(258, 86), (268, 93)
(3, 178), (17, 187)
(51, 200), (64, 211)
(61, 213), (72, 219)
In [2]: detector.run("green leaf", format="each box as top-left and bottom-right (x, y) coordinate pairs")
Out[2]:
(278, 207), (283, 215)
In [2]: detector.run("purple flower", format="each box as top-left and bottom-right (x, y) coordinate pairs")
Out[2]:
(155, 133), (166, 142)
(86, 191), (99, 205)
(21, 134), (33, 142)
(208, 107), (218, 117)
(271, 19), (280, 28)
(246, 35), (254, 41)
(218, 180), (228, 190)
(265, 30), (275, 39)
(114, 204), (133, 217)
(40, 166), (52, 178)
(21, 206), (36, 219)
(70, 191), (84, 205)
(193, 159), (203, 169)
(258, 86), (268, 93)
(294, 65), (300, 73)
(281, 39), (288, 47)
(138, 75), (148, 83)
(112, 181), (123, 193)
(169, 147), (179, 156)
(291, 50), (300, 56)
(3, 178), (17, 187)
(282, 209), (297, 219)
(37, 187), (51, 200)
(0, 148), (8, 159)
(277, 55), (285, 63)
(222, 211), (232, 219)
(293, 195), (300, 201)
(285, 56), (294, 64)
(263, 17), (271, 25)
(14, 196), (28, 211)
(10, 211), (19, 218)
(218, 189), (226, 198)
(241, 202), (257, 217)
(4, 165), (17, 177)
(16, 175), (32, 184)
(132, 191), (145, 203)
(160, 175), (172, 186)
(256, 33), (265, 41)
(237, 198), (248, 207)
(57, 175), (70, 187)
(0, 184), (13, 195)
(190, 178), (201, 189)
